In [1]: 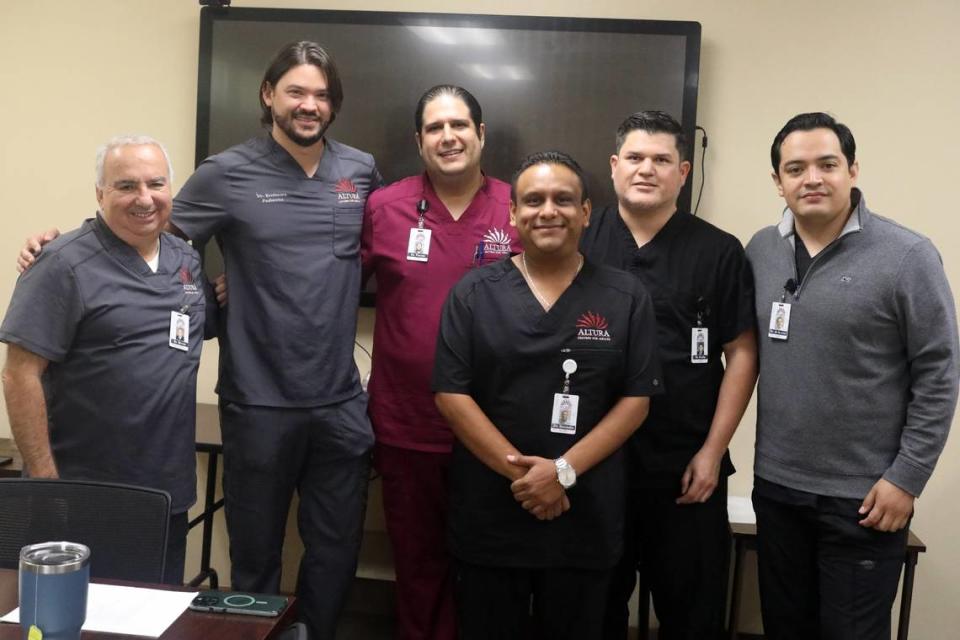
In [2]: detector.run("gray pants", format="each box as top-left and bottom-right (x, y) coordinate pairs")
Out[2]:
(220, 394), (374, 640)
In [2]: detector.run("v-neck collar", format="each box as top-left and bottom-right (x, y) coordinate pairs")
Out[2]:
(266, 134), (331, 180)
(92, 213), (174, 285)
(506, 256), (590, 332)
(421, 173), (490, 225)
(616, 208), (686, 254)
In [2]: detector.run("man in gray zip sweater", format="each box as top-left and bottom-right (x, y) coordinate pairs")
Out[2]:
(745, 112), (959, 640)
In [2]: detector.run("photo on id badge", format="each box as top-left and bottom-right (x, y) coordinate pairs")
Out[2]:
(768, 302), (790, 340)
(551, 393), (579, 434)
(169, 311), (190, 351)
(407, 227), (431, 262)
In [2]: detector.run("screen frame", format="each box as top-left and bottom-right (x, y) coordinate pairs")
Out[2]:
(195, 7), (702, 210)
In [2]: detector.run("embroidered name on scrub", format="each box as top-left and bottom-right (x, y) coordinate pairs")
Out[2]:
(551, 359), (580, 434)
(169, 310), (190, 351)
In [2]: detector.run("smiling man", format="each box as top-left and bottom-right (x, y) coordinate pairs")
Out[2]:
(11, 45), (379, 635)
(167, 41), (381, 639)
(433, 151), (661, 638)
(361, 85), (519, 640)
(746, 112), (959, 639)
(0, 136), (207, 585)
(582, 112), (757, 640)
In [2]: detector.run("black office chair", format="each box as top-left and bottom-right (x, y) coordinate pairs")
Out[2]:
(0, 478), (171, 583)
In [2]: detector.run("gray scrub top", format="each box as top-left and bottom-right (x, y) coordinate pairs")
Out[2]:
(172, 136), (382, 407)
(0, 215), (204, 512)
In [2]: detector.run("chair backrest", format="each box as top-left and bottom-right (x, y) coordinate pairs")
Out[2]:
(0, 478), (170, 583)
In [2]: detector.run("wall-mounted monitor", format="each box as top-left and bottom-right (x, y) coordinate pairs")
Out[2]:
(197, 7), (701, 210)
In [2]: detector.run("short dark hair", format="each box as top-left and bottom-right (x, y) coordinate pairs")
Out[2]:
(615, 111), (688, 160)
(414, 85), (483, 134)
(771, 112), (856, 172)
(259, 41), (344, 127)
(510, 151), (589, 204)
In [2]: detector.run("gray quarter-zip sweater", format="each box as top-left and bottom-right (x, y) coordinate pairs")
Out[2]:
(745, 189), (959, 499)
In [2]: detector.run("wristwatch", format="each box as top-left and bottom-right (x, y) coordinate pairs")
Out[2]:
(554, 457), (577, 489)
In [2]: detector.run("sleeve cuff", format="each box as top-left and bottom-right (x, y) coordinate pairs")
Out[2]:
(882, 454), (932, 497)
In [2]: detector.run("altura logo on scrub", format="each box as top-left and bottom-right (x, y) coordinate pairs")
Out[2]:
(334, 178), (361, 203)
(576, 311), (611, 341)
(482, 228), (512, 255)
(179, 267), (199, 294)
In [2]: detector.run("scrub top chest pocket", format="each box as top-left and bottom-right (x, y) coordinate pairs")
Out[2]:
(652, 286), (713, 363)
(333, 205), (363, 257)
(559, 347), (627, 399)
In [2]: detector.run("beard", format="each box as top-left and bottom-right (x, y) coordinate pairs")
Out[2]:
(273, 108), (334, 147)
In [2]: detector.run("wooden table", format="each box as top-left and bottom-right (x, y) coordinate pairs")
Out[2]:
(0, 569), (296, 640)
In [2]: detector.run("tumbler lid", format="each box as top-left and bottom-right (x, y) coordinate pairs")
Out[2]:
(20, 542), (91, 575)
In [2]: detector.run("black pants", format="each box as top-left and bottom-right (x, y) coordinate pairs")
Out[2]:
(603, 477), (730, 640)
(456, 561), (610, 639)
(220, 395), (374, 640)
(753, 489), (908, 640)
(162, 511), (188, 585)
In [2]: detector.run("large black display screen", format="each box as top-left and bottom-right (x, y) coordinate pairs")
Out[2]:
(197, 8), (701, 209)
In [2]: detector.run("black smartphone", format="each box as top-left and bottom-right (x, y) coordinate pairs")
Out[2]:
(189, 591), (288, 617)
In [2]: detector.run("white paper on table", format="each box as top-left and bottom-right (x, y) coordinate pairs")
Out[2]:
(1, 583), (198, 638)
(727, 495), (757, 525)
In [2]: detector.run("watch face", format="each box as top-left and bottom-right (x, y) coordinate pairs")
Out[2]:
(558, 466), (576, 488)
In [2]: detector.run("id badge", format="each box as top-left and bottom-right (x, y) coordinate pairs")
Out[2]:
(768, 302), (791, 340)
(550, 393), (579, 435)
(406, 227), (432, 262)
(169, 311), (190, 351)
(691, 327), (708, 363)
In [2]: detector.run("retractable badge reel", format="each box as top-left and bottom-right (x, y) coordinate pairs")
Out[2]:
(551, 359), (579, 435)
(690, 296), (709, 364)
(406, 199), (432, 262)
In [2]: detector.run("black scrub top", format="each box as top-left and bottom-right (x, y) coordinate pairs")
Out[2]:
(580, 207), (755, 486)
(433, 258), (661, 569)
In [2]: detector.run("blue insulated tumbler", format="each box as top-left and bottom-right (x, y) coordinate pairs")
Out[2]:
(18, 542), (90, 640)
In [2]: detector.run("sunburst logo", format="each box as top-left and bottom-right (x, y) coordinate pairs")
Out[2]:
(484, 228), (511, 244)
(576, 311), (611, 341)
(482, 228), (512, 256)
(334, 178), (357, 193)
(576, 312), (607, 329)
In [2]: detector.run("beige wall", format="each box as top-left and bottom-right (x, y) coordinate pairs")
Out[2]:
(1, 0), (958, 635)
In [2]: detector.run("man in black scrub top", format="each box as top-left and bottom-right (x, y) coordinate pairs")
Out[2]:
(581, 112), (758, 640)
(433, 151), (662, 639)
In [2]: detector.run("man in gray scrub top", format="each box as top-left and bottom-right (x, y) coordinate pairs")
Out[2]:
(169, 42), (381, 639)
(16, 42), (382, 639)
(1, 136), (207, 585)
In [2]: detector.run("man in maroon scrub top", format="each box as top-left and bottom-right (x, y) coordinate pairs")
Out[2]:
(361, 85), (520, 639)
